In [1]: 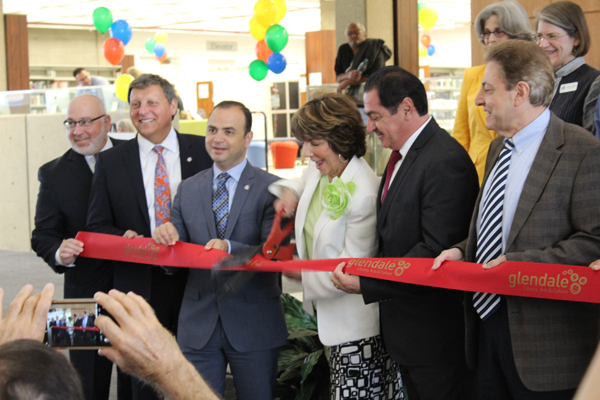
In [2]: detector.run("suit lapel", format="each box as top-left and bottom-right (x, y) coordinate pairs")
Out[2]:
(177, 132), (196, 179)
(199, 169), (218, 239)
(295, 167), (321, 259)
(67, 150), (93, 189)
(506, 114), (563, 250)
(225, 163), (254, 239)
(123, 139), (150, 229)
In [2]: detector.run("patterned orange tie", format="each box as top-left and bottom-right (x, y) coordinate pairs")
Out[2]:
(153, 146), (171, 227)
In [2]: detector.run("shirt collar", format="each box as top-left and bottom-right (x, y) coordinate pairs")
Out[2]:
(510, 108), (550, 155)
(137, 127), (178, 156)
(555, 57), (586, 78)
(213, 158), (247, 183)
(398, 115), (432, 158)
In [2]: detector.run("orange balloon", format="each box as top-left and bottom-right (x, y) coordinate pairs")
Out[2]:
(102, 38), (125, 66)
(421, 34), (431, 48)
(255, 40), (273, 62)
(157, 51), (167, 63)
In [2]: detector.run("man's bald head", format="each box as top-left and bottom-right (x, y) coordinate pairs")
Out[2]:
(65, 95), (111, 156)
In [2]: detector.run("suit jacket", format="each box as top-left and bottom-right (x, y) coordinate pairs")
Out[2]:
(270, 156), (381, 346)
(31, 139), (124, 298)
(360, 117), (480, 366)
(458, 113), (600, 391)
(452, 64), (498, 185)
(86, 132), (212, 302)
(173, 162), (288, 352)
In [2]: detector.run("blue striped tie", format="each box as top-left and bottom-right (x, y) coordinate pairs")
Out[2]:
(473, 138), (515, 320)
(212, 173), (230, 239)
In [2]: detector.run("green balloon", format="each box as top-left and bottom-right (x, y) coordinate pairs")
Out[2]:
(265, 24), (289, 53)
(418, 1), (425, 12)
(93, 7), (113, 34)
(145, 37), (156, 54)
(249, 60), (268, 81)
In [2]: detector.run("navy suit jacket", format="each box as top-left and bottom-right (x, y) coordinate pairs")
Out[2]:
(172, 162), (288, 352)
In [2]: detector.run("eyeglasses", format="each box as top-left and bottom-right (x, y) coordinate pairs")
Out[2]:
(64, 115), (105, 130)
(480, 29), (507, 40)
(536, 33), (569, 43)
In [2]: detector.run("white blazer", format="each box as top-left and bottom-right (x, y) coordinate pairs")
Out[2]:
(270, 156), (381, 345)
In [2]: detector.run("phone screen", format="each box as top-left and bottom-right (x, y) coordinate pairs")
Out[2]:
(44, 299), (111, 349)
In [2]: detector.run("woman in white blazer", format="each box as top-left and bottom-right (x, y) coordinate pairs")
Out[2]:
(270, 93), (403, 399)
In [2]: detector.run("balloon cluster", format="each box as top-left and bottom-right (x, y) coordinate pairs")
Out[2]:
(93, 7), (132, 66)
(417, 2), (438, 59)
(145, 32), (169, 64)
(248, 0), (288, 81)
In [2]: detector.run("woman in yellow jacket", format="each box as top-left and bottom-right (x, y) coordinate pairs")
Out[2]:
(453, 0), (533, 185)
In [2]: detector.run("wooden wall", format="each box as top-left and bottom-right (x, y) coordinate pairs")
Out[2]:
(305, 30), (337, 85)
(394, 0), (419, 75)
(471, 0), (600, 69)
(4, 15), (29, 91)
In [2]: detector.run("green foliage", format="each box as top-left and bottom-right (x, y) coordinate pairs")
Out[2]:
(275, 294), (330, 400)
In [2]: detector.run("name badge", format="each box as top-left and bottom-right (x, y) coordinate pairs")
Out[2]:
(559, 82), (578, 93)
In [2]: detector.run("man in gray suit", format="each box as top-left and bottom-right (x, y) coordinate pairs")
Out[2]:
(433, 40), (600, 399)
(153, 101), (288, 399)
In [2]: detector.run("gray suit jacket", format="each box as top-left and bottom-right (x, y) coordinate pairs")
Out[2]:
(459, 112), (600, 391)
(173, 162), (288, 352)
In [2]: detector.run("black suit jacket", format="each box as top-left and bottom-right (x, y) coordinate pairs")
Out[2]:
(360, 118), (479, 366)
(86, 133), (212, 302)
(31, 138), (124, 299)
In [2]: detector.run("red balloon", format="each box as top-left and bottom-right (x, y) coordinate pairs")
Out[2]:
(102, 38), (125, 66)
(255, 40), (273, 63)
(157, 51), (167, 64)
(420, 34), (431, 48)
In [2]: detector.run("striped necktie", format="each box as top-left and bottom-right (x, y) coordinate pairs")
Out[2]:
(153, 146), (171, 227)
(473, 138), (515, 320)
(213, 173), (230, 239)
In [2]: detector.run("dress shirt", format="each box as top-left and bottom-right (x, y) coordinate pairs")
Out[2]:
(212, 158), (248, 253)
(138, 127), (182, 234)
(57, 138), (114, 267)
(476, 108), (550, 252)
(386, 115), (432, 189)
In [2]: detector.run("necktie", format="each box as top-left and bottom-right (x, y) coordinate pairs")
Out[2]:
(381, 151), (402, 203)
(213, 173), (230, 239)
(153, 146), (171, 228)
(473, 138), (515, 320)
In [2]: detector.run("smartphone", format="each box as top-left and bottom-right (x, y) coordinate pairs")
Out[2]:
(44, 299), (112, 349)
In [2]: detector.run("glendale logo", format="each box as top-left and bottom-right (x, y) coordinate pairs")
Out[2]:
(509, 269), (588, 295)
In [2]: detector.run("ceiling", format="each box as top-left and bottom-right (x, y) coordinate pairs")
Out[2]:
(2, 0), (471, 36)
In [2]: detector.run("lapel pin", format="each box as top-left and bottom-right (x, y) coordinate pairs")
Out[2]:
(244, 185), (250, 190)
(187, 157), (192, 162)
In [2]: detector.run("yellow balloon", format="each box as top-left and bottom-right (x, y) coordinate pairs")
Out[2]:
(254, 0), (276, 27)
(154, 31), (169, 44)
(419, 46), (428, 58)
(115, 74), (134, 102)
(249, 17), (268, 41)
(419, 7), (438, 31)
(273, 0), (287, 24)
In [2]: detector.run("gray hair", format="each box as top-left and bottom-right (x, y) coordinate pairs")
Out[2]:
(534, 1), (590, 57)
(475, 1), (534, 44)
(116, 119), (135, 132)
(127, 74), (176, 104)
(345, 22), (365, 34)
(485, 40), (555, 107)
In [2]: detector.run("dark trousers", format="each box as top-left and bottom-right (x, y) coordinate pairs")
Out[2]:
(70, 350), (113, 400)
(399, 360), (474, 400)
(477, 301), (576, 400)
(181, 319), (279, 400)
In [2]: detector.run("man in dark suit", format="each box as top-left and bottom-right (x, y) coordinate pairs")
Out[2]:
(31, 94), (119, 400)
(332, 66), (480, 400)
(433, 41), (600, 399)
(152, 101), (288, 398)
(86, 74), (212, 400)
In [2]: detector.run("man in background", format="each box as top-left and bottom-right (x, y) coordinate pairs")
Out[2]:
(74, 68), (110, 102)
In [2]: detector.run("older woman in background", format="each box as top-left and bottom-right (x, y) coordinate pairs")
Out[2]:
(270, 93), (402, 399)
(536, 1), (600, 134)
(452, 0), (533, 185)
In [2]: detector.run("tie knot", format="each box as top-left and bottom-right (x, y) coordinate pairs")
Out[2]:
(504, 138), (515, 150)
(152, 145), (165, 155)
(217, 172), (230, 184)
(389, 151), (402, 164)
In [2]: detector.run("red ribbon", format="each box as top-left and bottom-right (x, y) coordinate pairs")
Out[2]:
(76, 232), (600, 304)
(50, 326), (99, 332)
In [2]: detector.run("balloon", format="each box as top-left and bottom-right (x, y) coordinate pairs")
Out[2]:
(249, 17), (268, 41)
(255, 40), (273, 62)
(155, 31), (168, 44)
(254, 0), (276, 27)
(427, 45), (436, 56)
(145, 37), (156, 53)
(115, 74), (134, 102)
(420, 34), (431, 48)
(419, 7), (438, 31)
(249, 59), (268, 81)
(419, 46), (428, 58)
(273, 0), (287, 24)
(265, 24), (288, 53)
(418, 1), (425, 12)
(267, 52), (286, 74)
(157, 51), (167, 63)
(110, 20), (132, 46)
(92, 7), (113, 33)
(153, 43), (166, 58)
(102, 38), (125, 66)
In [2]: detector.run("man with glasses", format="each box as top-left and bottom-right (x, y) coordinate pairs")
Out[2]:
(31, 94), (123, 400)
